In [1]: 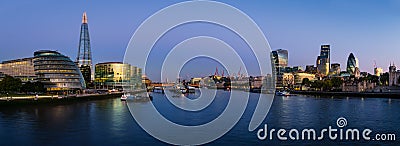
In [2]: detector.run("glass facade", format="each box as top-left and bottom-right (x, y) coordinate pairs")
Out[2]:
(346, 53), (359, 75)
(0, 58), (36, 82)
(271, 49), (288, 68)
(272, 49), (289, 89)
(330, 63), (341, 75)
(76, 12), (93, 84)
(317, 45), (330, 75)
(34, 50), (86, 92)
(95, 62), (142, 90)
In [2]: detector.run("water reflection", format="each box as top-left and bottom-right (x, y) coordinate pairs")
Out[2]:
(0, 92), (399, 145)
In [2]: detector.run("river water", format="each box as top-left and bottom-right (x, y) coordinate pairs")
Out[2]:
(0, 90), (399, 145)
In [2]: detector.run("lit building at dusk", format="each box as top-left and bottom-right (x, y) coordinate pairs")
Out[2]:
(76, 12), (93, 86)
(330, 63), (341, 75)
(0, 58), (36, 82)
(305, 65), (317, 74)
(271, 49), (288, 73)
(374, 67), (383, 77)
(34, 50), (86, 92)
(316, 45), (330, 75)
(272, 49), (288, 89)
(389, 63), (400, 86)
(94, 62), (142, 90)
(346, 53), (359, 75)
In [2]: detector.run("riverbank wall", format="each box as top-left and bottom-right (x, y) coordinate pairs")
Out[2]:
(291, 91), (400, 98)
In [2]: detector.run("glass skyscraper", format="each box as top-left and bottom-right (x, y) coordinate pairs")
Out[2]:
(76, 12), (93, 86)
(271, 49), (288, 90)
(346, 53), (359, 75)
(316, 45), (330, 75)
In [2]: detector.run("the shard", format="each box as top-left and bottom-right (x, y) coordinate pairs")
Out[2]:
(76, 12), (93, 85)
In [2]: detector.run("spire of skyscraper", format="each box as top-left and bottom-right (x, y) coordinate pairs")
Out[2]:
(82, 12), (88, 24)
(76, 11), (93, 86)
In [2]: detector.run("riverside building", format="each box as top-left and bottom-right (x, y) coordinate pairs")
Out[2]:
(94, 62), (142, 90)
(0, 57), (36, 82)
(34, 50), (86, 93)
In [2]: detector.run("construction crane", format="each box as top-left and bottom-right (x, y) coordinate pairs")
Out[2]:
(214, 67), (219, 76)
(238, 66), (242, 78)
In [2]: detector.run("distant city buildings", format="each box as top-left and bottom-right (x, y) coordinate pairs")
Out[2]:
(271, 49), (288, 89)
(330, 63), (341, 75)
(269, 45), (387, 92)
(305, 65), (317, 74)
(0, 50), (86, 93)
(76, 12), (93, 86)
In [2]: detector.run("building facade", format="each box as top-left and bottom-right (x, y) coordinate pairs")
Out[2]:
(271, 49), (288, 73)
(0, 58), (36, 82)
(305, 65), (317, 74)
(272, 49), (288, 89)
(374, 67), (383, 77)
(94, 62), (142, 90)
(330, 63), (341, 75)
(389, 63), (400, 86)
(34, 50), (86, 92)
(76, 12), (93, 85)
(316, 45), (330, 75)
(293, 72), (316, 84)
(346, 53), (359, 75)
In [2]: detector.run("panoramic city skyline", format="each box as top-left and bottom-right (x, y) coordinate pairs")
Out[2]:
(1, 0), (400, 75)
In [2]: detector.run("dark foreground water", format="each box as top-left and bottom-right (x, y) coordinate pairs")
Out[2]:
(0, 91), (399, 145)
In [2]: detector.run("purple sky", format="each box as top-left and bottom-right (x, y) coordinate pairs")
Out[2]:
(1, 0), (400, 78)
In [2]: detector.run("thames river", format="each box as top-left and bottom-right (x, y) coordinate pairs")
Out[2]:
(0, 91), (399, 145)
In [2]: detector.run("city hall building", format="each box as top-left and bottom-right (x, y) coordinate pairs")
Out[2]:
(0, 50), (86, 93)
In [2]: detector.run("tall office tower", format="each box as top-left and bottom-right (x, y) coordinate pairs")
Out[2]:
(76, 12), (93, 85)
(271, 49), (288, 73)
(271, 49), (288, 89)
(316, 45), (330, 75)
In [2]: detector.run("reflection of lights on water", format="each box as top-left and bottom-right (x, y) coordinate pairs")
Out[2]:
(388, 98), (391, 104)
(281, 96), (289, 101)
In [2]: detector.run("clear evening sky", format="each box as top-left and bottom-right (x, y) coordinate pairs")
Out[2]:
(1, 0), (400, 80)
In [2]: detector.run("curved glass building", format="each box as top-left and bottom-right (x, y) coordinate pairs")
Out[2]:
(34, 50), (86, 92)
(346, 53), (359, 75)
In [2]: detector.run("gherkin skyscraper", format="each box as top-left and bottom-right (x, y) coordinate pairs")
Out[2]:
(76, 12), (93, 85)
(346, 53), (359, 75)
